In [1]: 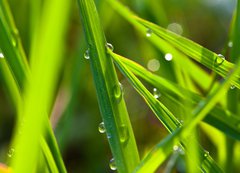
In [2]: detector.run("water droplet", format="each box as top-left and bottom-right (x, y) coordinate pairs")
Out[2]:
(204, 150), (209, 157)
(98, 122), (106, 133)
(113, 82), (123, 103)
(214, 54), (225, 67)
(173, 145), (179, 151)
(11, 28), (19, 47)
(109, 158), (117, 170)
(0, 52), (4, 59)
(165, 53), (173, 61)
(230, 85), (236, 89)
(7, 148), (15, 158)
(167, 23), (183, 35)
(119, 124), (129, 143)
(107, 134), (112, 139)
(228, 41), (233, 48)
(173, 145), (184, 155)
(147, 59), (160, 72)
(106, 43), (114, 51)
(153, 88), (161, 99)
(146, 28), (152, 37)
(84, 49), (90, 59)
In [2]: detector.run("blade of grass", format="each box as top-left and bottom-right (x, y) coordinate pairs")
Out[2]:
(134, 17), (240, 88)
(0, 54), (67, 172)
(40, 137), (59, 173)
(0, 0), (68, 172)
(225, 0), (240, 172)
(109, 50), (223, 173)
(110, 52), (181, 132)
(116, 53), (240, 140)
(121, 50), (240, 172)
(106, 0), (214, 92)
(10, 0), (72, 172)
(0, 0), (30, 89)
(0, 58), (22, 113)
(77, 0), (140, 172)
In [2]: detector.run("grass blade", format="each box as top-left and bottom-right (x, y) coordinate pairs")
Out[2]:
(225, 1), (240, 171)
(134, 17), (240, 88)
(109, 51), (223, 173)
(0, 0), (30, 88)
(10, 0), (72, 172)
(112, 51), (240, 172)
(116, 53), (240, 140)
(106, 0), (214, 92)
(77, 0), (140, 172)
(0, 0), (68, 172)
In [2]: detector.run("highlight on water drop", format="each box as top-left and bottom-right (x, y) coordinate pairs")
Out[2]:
(214, 54), (225, 66)
(146, 28), (153, 37)
(165, 53), (173, 61)
(119, 124), (129, 143)
(0, 52), (4, 59)
(7, 148), (15, 158)
(113, 82), (123, 103)
(106, 43), (114, 51)
(228, 41), (233, 48)
(173, 145), (179, 152)
(84, 49), (90, 59)
(98, 122), (106, 134)
(109, 158), (117, 170)
(230, 85), (236, 90)
(153, 88), (161, 99)
(11, 28), (19, 47)
(204, 150), (209, 157)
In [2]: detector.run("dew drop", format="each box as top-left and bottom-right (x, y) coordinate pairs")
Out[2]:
(113, 82), (123, 103)
(214, 54), (225, 66)
(146, 28), (152, 37)
(7, 148), (15, 158)
(84, 49), (90, 59)
(230, 85), (236, 89)
(173, 145), (184, 155)
(98, 122), (106, 133)
(153, 88), (161, 99)
(11, 28), (19, 47)
(0, 52), (4, 59)
(228, 41), (233, 48)
(109, 158), (117, 170)
(147, 59), (160, 72)
(119, 124), (129, 143)
(167, 23), (183, 35)
(106, 43), (114, 51)
(107, 134), (112, 139)
(165, 53), (173, 61)
(204, 150), (209, 158)
(173, 145), (179, 151)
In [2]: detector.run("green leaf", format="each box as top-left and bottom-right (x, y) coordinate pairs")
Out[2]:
(106, 0), (214, 92)
(134, 17), (240, 89)
(116, 53), (240, 140)
(77, 0), (140, 172)
(0, 0), (30, 89)
(10, 0), (72, 172)
(109, 51), (223, 173)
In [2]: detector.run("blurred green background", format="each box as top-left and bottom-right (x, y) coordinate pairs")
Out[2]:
(0, 0), (238, 172)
